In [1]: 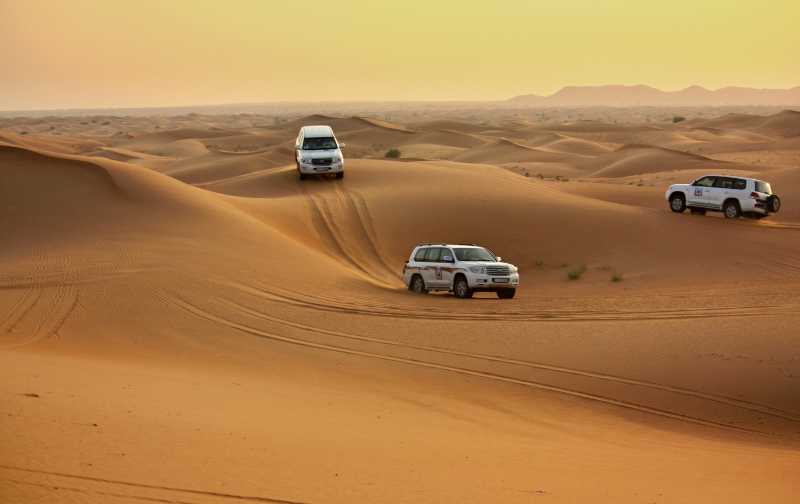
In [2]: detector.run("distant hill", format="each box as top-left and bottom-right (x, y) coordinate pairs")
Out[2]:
(508, 85), (800, 107)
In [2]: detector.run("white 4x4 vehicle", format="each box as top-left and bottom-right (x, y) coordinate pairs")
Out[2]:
(295, 125), (345, 180)
(403, 244), (520, 299)
(666, 175), (781, 219)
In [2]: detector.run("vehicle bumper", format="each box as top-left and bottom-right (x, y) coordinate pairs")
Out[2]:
(740, 199), (768, 214)
(298, 161), (344, 174)
(468, 273), (519, 289)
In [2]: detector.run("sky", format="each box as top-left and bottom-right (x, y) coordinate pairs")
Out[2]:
(1, 0), (798, 110)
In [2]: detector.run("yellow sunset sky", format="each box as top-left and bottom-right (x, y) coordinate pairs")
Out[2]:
(1, 0), (798, 110)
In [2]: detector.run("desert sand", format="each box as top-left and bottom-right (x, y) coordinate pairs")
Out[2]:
(2, 107), (800, 503)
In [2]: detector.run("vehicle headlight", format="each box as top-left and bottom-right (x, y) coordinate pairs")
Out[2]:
(469, 266), (486, 274)
(302, 158), (312, 163)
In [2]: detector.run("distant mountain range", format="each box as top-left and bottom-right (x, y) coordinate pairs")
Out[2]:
(508, 85), (800, 107)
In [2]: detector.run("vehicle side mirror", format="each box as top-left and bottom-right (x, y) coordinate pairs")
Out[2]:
(496, 256), (503, 262)
(442, 255), (454, 263)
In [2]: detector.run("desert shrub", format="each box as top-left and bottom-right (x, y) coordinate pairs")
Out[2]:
(385, 148), (401, 159)
(611, 273), (624, 283)
(567, 265), (586, 281)
(672, 116), (686, 123)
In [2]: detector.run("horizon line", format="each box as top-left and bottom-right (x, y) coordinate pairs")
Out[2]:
(2, 83), (800, 115)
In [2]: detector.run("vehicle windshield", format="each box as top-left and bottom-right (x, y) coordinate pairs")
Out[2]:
(302, 137), (338, 150)
(755, 181), (772, 194)
(453, 247), (497, 262)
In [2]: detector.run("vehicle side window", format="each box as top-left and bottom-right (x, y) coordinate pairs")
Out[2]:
(732, 179), (746, 190)
(714, 177), (734, 189)
(433, 247), (452, 263)
(426, 247), (442, 262)
(755, 181), (772, 194)
(440, 248), (455, 263)
(414, 248), (428, 262)
(693, 176), (716, 187)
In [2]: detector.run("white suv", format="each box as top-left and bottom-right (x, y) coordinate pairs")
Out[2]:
(666, 175), (781, 219)
(295, 125), (345, 180)
(403, 244), (520, 299)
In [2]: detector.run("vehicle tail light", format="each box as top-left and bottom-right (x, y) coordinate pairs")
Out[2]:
(750, 192), (759, 199)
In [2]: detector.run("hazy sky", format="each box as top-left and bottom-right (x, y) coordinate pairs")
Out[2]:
(1, 0), (798, 110)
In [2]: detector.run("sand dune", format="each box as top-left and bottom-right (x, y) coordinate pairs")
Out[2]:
(452, 138), (574, 164)
(538, 136), (616, 156)
(2, 109), (799, 504)
(587, 144), (734, 178)
(697, 110), (800, 137)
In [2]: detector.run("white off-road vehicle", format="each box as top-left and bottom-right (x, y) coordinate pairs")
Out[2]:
(666, 175), (781, 219)
(403, 244), (520, 299)
(295, 125), (345, 180)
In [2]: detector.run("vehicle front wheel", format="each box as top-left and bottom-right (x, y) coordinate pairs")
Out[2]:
(497, 288), (516, 299)
(723, 200), (741, 219)
(670, 194), (686, 213)
(453, 276), (473, 299)
(409, 275), (427, 294)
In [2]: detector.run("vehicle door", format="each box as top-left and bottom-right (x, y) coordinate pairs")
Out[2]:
(406, 247), (427, 284)
(418, 247), (440, 287)
(710, 177), (735, 209)
(728, 178), (748, 206)
(436, 247), (457, 289)
(688, 176), (716, 208)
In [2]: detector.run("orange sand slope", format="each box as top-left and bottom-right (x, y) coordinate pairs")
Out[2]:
(1, 109), (800, 504)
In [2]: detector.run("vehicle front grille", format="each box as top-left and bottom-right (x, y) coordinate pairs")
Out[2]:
(312, 158), (332, 165)
(486, 265), (510, 276)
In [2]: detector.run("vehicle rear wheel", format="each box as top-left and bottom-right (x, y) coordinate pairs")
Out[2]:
(689, 208), (706, 216)
(409, 274), (427, 294)
(767, 195), (781, 213)
(336, 171), (344, 179)
(670, 194), (686, 213)
(453, 276), (473, 299)
(497, 288), (516, 299)
(723, 200), (741, 219)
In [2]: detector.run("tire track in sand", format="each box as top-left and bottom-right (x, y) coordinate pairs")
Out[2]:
(2, 477), (199, 504)
(338, 186), (402, 282)
(162, 291), (772, 436)
(0, 465), (310, 504)
(214, 278), (791, 323)
(0, 286), (78, 349)
(212, 294), (800, 424)
(303, 184), (399, 287)
(0, 288), (41, 334)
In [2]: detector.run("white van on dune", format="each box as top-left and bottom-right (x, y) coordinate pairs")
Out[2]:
(295, 125), (345, 180)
